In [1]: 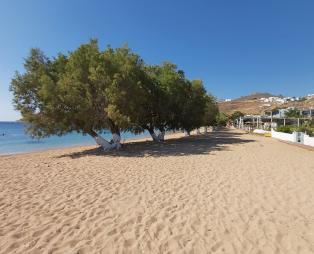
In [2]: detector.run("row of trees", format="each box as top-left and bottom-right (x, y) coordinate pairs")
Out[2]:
(10, 40), (219, 150)
(214, 111), (244, 126)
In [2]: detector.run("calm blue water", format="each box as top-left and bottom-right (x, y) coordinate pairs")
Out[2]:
(0, 122), (146, 155)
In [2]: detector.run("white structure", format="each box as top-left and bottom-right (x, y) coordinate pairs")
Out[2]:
(304, 134), (314, 147)
(270, 129), (314, 148)
(253, 129), (270, 135)
(224, 99), (232, 102)
(259, 96), (285, 104)
(94, 133), (121, 151)
(259, 96), (301, 104)
(282, 96), (299, 102)
(271, 129), (297, 143)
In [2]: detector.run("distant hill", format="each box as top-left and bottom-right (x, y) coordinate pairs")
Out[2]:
(219, 92), (314, 115)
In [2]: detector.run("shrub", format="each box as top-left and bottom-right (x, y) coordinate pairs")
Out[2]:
(276, 125), (314, 137)
(276, 125), (296, 134)
(296, 125), (314, 137)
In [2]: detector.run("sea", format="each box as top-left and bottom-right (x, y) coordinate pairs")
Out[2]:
(0, 122), (146, 155)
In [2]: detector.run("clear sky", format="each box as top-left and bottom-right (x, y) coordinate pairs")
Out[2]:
(1, 0), (314, 121)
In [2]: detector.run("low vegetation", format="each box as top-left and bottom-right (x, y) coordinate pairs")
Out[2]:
(276, 125), (295, 134)
(215, 112), (229, 126)
(276, 123), (314, 137)
(284, 108), (301, 118)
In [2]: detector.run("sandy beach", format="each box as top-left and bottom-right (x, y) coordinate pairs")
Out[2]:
(0, 128), (314, 254)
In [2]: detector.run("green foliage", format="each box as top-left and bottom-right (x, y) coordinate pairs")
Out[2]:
(140, 62), (188, 132)
(10, 48), (68, 138)
(276, 121), (314, 136)
(11, 40), (120, 138)
(101, 46), (148, 131)
(296, 121), (314, 137)
(308, 119), (314, 126)
(276, 125), (296, 134)
(285, 108), (300, 118)
(178, 80), (208, 132)
(216, 112), (229, 126)
(11, 39), (219, 141)
(296, 126), (314, 136)
(230, 111), (244, 121)
(203, 94), (219, 126)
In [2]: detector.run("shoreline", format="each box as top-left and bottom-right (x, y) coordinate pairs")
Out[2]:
(0, 132), (155, 158)
(0, 131), (187, 158)
(3, 128), (313, 158)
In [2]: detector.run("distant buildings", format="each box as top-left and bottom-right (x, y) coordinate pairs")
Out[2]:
(259, 96), (300, 104)
(221, 92), (314, 106)
(300, 109), (314, 117)
(264, 107), (314, 118)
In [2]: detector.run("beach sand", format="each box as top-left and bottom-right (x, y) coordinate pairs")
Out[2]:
(0, 128), (314, 254)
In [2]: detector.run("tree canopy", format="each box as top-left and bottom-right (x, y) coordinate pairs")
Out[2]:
(10, 40), (219, 150)
(215, 112), (229, 126)
(230, 111), (244, 121)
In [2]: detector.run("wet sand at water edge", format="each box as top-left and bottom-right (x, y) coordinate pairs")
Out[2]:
(0, 128), (314, 253)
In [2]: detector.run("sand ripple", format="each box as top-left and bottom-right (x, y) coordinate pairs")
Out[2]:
(0, 129), (314, 253)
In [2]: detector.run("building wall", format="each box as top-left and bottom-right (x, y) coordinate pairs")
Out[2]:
(271, 129), (297, 142)
(304, 134), (314, 147)
(271, 129), (314, 147)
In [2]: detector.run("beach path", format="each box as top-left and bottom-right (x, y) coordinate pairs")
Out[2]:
(0, 129), (314, 253)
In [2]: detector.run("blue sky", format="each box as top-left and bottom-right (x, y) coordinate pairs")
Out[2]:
(1, 0), (314, 120)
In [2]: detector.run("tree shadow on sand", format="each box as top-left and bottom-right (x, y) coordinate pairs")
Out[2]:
(58, 128), (255, 159)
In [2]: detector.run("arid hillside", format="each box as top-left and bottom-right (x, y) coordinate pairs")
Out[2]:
(219, 93), (314, 115)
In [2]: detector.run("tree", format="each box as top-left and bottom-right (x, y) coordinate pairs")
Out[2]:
(285, 108), (300, 118)
(99, 45), (150, 141)
(11, 40), (123, 150)
(203, 94), (219, 128)
(10, 48), (69, 138)
(179, 80), (208, 135)
(216, 112), (229, 126)
(230, 111), (244, 121)
(141, 69), (207, 138)
(11, 40), (218, 150)
(131, 62), (189, 141)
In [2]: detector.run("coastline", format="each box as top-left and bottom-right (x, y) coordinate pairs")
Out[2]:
(0, 132), (155, 157)
(0, 131), (186, 158)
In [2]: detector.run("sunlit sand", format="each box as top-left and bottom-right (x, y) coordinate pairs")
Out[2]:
(0, 129), (314, 253)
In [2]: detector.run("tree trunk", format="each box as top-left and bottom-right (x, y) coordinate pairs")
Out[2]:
(88, 130), (113, 151)
(157, 127), (165, 141)
(147, 127), (159, 142)
(108, 120), (121, 149)
(142, 125), (162, 142)
(184, 130), (190, 136)
(196, 128), (201, 135)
